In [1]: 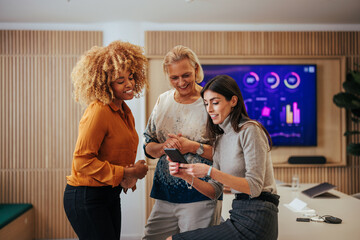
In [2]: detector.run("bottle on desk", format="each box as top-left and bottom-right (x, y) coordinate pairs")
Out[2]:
(291, 174), (300, 191)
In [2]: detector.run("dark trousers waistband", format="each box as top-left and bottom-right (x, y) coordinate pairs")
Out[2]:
(65, 184), (123, 195)
(235, 192), (280, 207)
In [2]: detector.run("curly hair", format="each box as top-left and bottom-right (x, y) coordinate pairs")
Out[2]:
(71, 40), (148, 106)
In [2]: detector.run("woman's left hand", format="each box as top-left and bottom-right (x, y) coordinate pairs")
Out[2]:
(121, 177), (137, 189)
(168, 133), (194, 155)
(121, 164), (138, 192)
(180, 163), (210, 178)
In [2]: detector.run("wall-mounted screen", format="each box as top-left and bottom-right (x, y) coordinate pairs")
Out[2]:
(200, 64), (317, 146)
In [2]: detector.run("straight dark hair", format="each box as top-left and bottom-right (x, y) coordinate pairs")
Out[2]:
(200, 75), (272, 149)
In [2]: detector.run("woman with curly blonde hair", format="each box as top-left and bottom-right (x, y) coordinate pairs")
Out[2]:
(64, 40), (149, 240)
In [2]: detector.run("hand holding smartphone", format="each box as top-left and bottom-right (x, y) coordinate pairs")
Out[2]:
(164, 148), (188, 164)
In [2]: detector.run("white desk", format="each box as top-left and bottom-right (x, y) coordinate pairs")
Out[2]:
(221, 184), (360, 240)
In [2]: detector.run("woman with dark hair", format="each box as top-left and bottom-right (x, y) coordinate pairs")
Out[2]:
(167, 75), (279, 240)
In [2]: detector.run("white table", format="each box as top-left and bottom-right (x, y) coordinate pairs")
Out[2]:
(221, 184), (360, 240)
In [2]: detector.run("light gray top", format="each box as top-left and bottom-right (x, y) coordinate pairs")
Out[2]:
(210, 115), (277, 199)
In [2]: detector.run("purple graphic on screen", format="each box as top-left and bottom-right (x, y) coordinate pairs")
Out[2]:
(280, 106), (286, 123)
(271, 132), (301, 138)
(243, 72), (259, 88)
(200, 64), (317, 146)
(293, 102), (300, 124)
(284, 72), (301, 89)
(261, 106), (271, 117)
(264, 72), (280, 89)
(280, 102), (300, 124)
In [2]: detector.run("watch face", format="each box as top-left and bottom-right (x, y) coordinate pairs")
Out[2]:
(196, 144), (204, 155)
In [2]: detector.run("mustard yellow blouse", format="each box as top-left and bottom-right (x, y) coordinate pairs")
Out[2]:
(66, 100), (139, 187)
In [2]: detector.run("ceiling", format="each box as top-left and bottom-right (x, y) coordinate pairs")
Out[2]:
(0, 0), (360, 25)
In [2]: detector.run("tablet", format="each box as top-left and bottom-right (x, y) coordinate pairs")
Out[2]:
(164, 148), (188, 164)
(301, 182), (338, 198)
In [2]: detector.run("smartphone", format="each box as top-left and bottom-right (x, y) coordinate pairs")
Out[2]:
(164, 148), (188, 164)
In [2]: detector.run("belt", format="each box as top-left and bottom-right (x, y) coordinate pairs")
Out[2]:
(235, 192), (279, 207)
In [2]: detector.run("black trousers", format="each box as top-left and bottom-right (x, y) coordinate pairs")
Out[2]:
(63, 184), (122, 240)
(173, 196), (279, 240)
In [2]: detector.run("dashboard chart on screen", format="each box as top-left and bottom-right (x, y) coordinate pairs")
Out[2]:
(200, 64), (317, 146)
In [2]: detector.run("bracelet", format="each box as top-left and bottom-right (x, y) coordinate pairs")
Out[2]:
(186, 176), (195, 189)
(206, 166), (213, 179)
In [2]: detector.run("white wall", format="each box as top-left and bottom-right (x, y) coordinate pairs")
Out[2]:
(1, 21), (360, 239)
(102, 22), (148, 240)
(0, 21), (148, 239)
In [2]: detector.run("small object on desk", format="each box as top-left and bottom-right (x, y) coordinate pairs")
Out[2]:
(284, 198), (316, 214)
(296, 217), (310, 222)
(280, 184), (292, 187)
(323, 215), (342, 224)
(291, 174), (300, 191)
(301, 182), (339, 198)
(310, 216), (325, 222)
(303, 212), (317, 217)
(284, 198), (307, 212)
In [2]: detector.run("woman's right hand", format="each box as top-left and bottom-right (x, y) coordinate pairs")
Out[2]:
(167, 156), (189, 180)
(168, 159), (180, 176)
(133, 160), (148, 179)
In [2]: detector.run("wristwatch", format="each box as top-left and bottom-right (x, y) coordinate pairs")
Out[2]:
(196, 143), (204, 155)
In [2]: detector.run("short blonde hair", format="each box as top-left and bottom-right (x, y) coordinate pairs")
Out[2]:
(71, 40), (148, 106)
(162, 45), (204, 83)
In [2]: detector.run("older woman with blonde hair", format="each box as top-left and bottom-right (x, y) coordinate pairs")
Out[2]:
(142, 45), (221, 240)
(63, 40), (149, 240)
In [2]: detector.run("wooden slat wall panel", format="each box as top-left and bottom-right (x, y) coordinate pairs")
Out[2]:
(0, 30), (102, 239)
(145, 31), (360, 57)
(145, 31), (360, 206)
